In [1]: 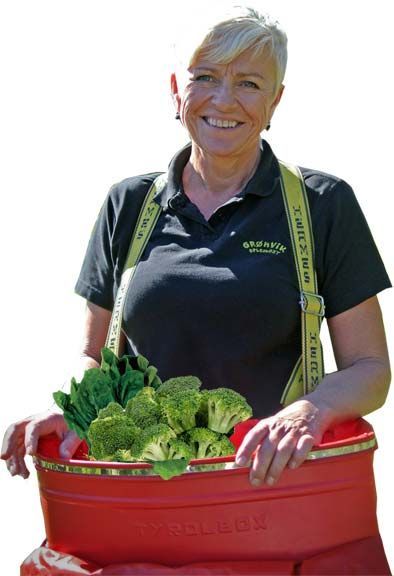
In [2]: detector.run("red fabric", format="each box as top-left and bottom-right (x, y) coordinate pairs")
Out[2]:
(20, 545), (294, 575)
(300, 534), (391, 575)
(20, 536), (391, 576)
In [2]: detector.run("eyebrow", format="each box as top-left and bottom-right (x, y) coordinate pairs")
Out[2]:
(191, 67), (266, 81)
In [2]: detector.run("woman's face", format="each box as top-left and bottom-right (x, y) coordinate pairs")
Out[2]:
(174, 46), (283, 159)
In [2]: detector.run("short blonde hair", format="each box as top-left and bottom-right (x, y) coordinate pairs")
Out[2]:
(174, 6), (287, 92)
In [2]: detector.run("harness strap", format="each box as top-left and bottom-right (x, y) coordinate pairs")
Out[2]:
(105, 162), (325, 405)
(278, 161), (325, 404)
(104, 173), (166, 356)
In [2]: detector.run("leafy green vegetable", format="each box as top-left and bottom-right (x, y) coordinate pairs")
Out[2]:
(53, 348), (161, 441)
(151, 459), (189, 480)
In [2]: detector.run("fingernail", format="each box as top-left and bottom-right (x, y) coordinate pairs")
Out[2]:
(266, 475), (275, 486)
(288, 461), (297, 469)
(236, 456), (247, 466)
(250, 477), (262, 487)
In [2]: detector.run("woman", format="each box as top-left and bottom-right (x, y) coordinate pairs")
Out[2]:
(1, 7), (391, 489)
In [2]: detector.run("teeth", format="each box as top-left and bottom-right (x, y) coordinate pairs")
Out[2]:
(206, 117), (239, 128)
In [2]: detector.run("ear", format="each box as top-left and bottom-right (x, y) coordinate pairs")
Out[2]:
(268, 84), (285, 121)
(170, 72), (181, 114)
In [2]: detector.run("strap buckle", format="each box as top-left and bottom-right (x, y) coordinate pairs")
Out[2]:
(300, 291), (325, 317)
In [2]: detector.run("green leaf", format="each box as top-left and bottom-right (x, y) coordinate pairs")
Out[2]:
(100, 347), (119, 372)
(53, 391), (69, 411)
(145, 365), (158, 386)
(63, 408), (89, 441)
(120, 370), (144, 406)
(150, 374), (162, 390)
(85, 370), (116, 411)
(151, 458), (190, 480)
(75, 380), (97, 423)
(70, 377), (79, 402)
(136, 354), (149, 372)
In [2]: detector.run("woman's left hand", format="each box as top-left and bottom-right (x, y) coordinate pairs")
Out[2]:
(235, 399), (327, 487)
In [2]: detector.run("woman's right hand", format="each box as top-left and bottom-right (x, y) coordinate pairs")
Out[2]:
(1, 411), (82, 478)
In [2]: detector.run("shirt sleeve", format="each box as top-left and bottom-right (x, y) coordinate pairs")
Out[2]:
(74, 185), (118, 311)
(313, 178), (391, 318)
(74, 174), (160, 311)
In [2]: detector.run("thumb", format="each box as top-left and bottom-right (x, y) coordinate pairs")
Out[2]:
(59, 431), (82, 459)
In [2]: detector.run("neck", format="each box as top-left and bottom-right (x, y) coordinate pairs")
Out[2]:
(184, 143), (261, 199)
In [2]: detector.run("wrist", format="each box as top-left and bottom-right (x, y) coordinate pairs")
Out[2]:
(300, 391), (338, 431)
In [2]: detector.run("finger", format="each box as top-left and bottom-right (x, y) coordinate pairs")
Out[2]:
(249, 433), (278, 486)
(13, 452), (30, 479)
(1, 421), (27, 459)
(288, 434), (315, 469)
(6, 453), (26, 477)
(235, 421), (269, 466)
(264, 433), (298, 485)
(59, 431), (82, 459)
(18, 454), (30, 479)
(6, 454), (19, 476)
(25, 420), (42, 456)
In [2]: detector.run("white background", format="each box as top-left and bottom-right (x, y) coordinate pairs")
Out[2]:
(0, 1), (393, 573)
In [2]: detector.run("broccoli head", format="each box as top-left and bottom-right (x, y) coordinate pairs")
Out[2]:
(97, 402), (124, 419)
(160, 388), (202, 434)
(132, 423), (177, 461)
(186, 427), (236, 459)
(125, 386), (161, 428)
(87, 414), (140, 461)
(204, 388), (253, 434)
(156, 376), (202, 400)
(167, 437), (194, 461)
(215, 434), (236, 457)
(186, 427), (222, 459)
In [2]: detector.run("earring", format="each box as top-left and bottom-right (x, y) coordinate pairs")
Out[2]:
(175, 112), (180, 120)
(266, 122), (271, 131)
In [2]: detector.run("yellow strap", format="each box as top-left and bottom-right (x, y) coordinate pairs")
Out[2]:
(279, 161), (325, 404)
(105, 174), (166, 357)
(104, 162), (324, 402)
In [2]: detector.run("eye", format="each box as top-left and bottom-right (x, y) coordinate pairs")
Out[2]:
(239, 80), (260, 89)
(194, 74), (215, 82)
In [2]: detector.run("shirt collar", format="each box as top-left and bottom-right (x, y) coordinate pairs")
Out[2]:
(154, 139), (281, 208)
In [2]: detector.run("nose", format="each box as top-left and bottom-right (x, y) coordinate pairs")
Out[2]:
(211, 80), (236, 109)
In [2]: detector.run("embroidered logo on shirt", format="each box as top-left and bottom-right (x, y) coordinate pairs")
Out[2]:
(242, 240), (287, 255)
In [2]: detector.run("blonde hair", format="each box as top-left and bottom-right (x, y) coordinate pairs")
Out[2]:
(174, 6), (287, 92)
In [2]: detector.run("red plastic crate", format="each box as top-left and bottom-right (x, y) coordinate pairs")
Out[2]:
(34, 419), (380, 567)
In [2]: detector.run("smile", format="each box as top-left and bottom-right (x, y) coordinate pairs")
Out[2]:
(203, 117), (242, 129)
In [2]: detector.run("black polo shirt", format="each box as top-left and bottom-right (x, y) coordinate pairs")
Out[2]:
(75, 141), (391, 418)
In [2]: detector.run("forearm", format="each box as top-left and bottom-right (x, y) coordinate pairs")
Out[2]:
(80, 353), (101, 370)
(304, 357), (391, 430)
